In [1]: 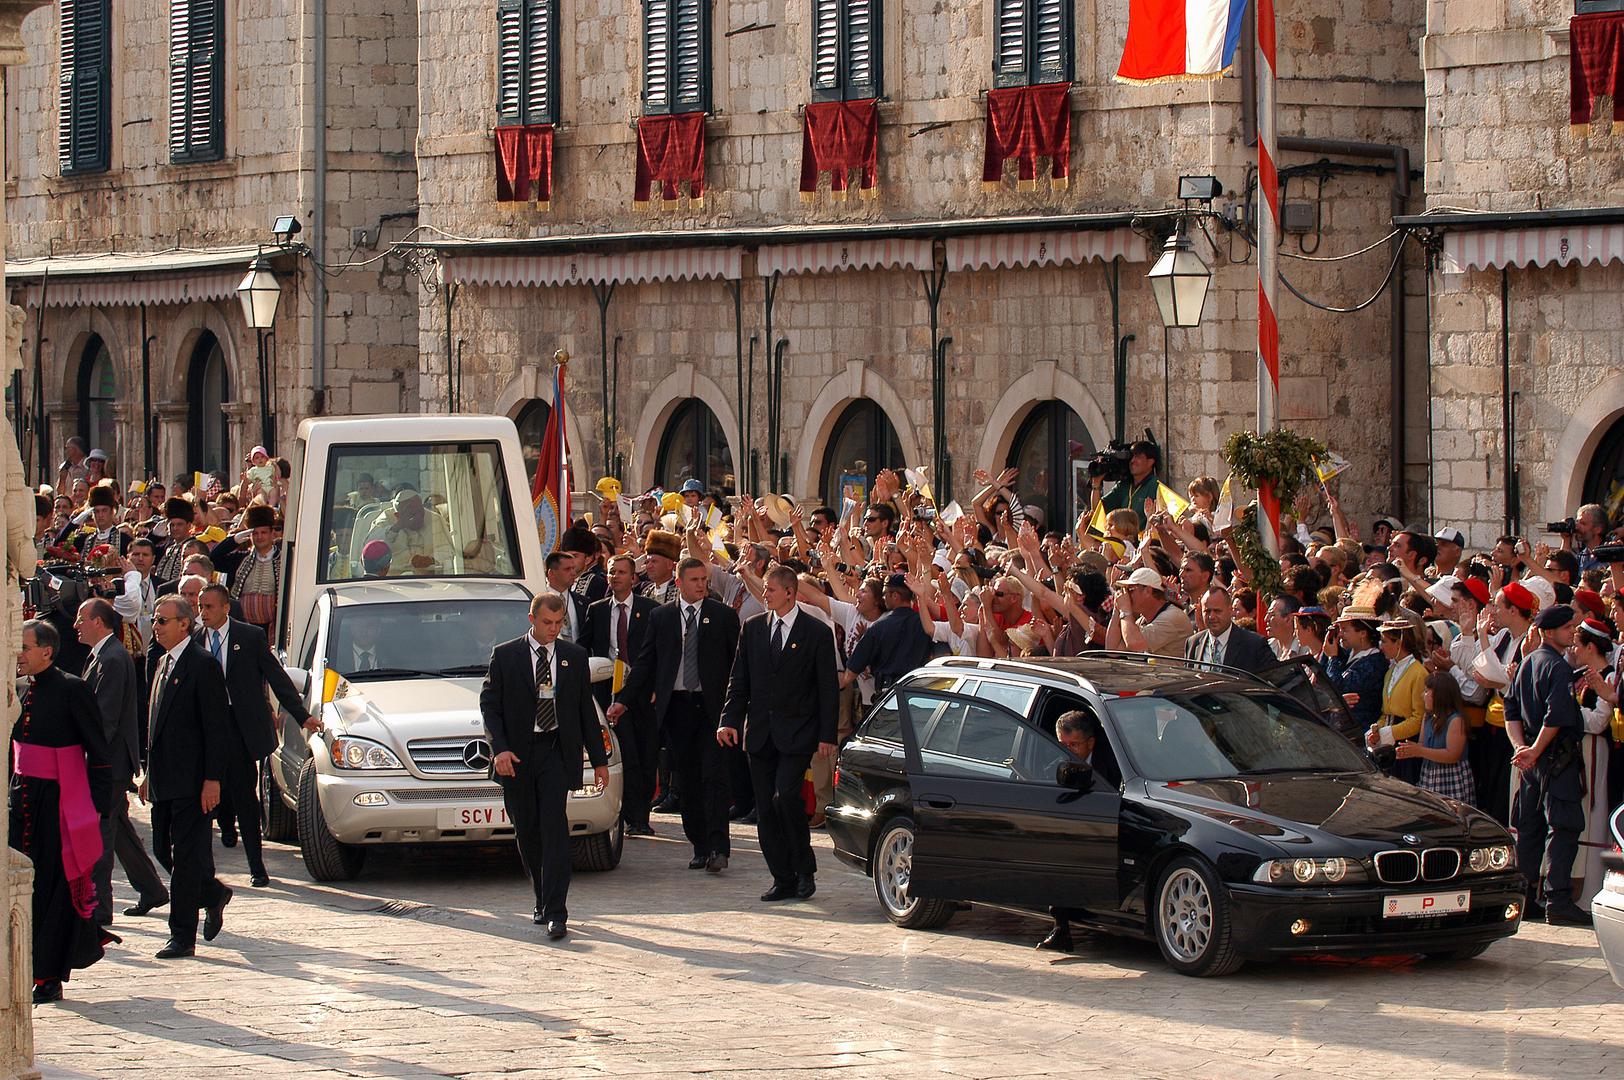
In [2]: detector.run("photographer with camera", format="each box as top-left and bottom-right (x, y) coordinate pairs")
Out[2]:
(1553, 503), (1613, 573)
(1089, 438), (1162, 533)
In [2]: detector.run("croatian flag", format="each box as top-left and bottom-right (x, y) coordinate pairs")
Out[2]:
(531, 362), (569, 554)
(1116, 0), (1250, 84)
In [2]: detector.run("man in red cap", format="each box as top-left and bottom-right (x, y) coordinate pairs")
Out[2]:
(360, 539), (392, 577)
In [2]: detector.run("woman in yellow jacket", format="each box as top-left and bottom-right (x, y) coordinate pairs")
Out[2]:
(1366, 618), (1427, 780)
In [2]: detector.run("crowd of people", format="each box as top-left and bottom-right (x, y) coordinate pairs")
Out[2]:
(11, 429), (1624, 1001)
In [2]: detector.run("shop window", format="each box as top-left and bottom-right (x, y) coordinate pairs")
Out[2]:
(655, 398), (733, 494)
(77, 336), (118, 470)
(820, 399), (903, 507)
(186, 332), (229, 473)
(1006, 401), (1090, 534)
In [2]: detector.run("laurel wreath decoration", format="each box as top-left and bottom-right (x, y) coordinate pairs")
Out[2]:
(1222, 428), (1327, 598)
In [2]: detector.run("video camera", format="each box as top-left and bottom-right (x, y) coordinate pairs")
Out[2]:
(1085, 429), (1158, 485)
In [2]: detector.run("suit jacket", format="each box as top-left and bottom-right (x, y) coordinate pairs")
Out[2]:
(616, 598), (740, 725)
(1183, 624), (1275, 674)
(558, 589), (590, 646)
(196, 618), (310, 761)
(479, 635), (607, 790)
(721, 610), (839, 756)
(583, 592), (658, 709)
(145, 641), (231, 803)
(81, 636), (141, 778)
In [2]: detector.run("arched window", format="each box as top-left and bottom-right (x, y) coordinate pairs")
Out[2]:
(1007, 401), (1091, 533)
(1583, 413), (1624, 531)
(77, 336), (118, 471)
(820, 400), (903, 507)
(655, 398), (733, 495)
(515, 398), (551, 482)
(187, 333), (230, 474)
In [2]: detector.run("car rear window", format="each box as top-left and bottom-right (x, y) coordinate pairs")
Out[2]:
(1107, 690), (1371, 781)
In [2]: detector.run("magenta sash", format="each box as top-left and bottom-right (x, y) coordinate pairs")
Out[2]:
(12, 741), (103, 919)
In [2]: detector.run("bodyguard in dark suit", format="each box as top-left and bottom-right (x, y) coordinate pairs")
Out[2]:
(480, 592), (609, 939)
(75, 599), (168, 924)
(1183, 586), (1276, 674)
(1505, 605), (1590, 926)
(720, 565), (839, 902)
(196, 584), (319, 886)
(585, 555), (659, 833)
(142, 596), (232, 958)
(611, 558), (740, 871)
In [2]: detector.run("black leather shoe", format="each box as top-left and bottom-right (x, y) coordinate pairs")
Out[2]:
(728, 804), (752, 820)
(626, 823), (655, 837)
(220, 828), (238, 848)
(155, 939), (195, 959)
(1546, 903), (1594, 927)
(651, 797), (681, 815)
(203, 886), (233, 942)
(760, 882), (796, 902)
(706, 853), (728, 874)
(33, 981), (63, 1004)
(1037, 924), (1075, 953)
(124, 894), (169, 917)
(739, 811), (759, 826)
(688, 855), (709, 870)
(532, 909), (546, 925)
(794, 874), (816, 900)
(546, 920), (568, 941)
(250, 874), (270, 888)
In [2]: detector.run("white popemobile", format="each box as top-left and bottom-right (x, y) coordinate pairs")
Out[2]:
(261, 415), (622, 881)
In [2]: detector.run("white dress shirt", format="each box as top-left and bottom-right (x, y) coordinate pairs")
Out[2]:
(526, 630), (560, 685)
(203, 621), (231, 674)
(766, 604), (799, 646)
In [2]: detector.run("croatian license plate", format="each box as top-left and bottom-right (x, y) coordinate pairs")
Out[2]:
(1383, 890), (1470, 917)
(436, 805), (510, 829)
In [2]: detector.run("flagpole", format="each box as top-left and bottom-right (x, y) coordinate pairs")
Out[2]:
(555, 349), (570, 528)
(1255, 0), (1282, 558)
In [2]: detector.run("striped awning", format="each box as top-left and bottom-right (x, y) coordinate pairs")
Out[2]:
(1441, 224), (1624, 273)
(444, 246), (744, 287)
(757, 238), (935, 277)
(946, 227), (1147, 271)
(8, 245), (263, 308)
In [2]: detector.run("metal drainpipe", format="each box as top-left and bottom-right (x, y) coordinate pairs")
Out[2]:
(312, 0), (327, 412)
(1501, 268), (1514, 534)
(731, 281), (744, 492)
(1424, 248), (1436, 527)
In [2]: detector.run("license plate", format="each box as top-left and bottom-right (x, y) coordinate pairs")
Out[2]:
(1383, 890), (1470, 917)
(436, 805), (510, 829)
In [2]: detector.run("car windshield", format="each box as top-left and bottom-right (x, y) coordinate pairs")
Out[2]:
(317, 441), (523, 582)
(1107, 690), (1372, 781)
(329, 599), (530, 678)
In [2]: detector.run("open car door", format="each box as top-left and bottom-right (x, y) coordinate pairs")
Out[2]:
(1254, 656), (1363, 744)
(889, 687), (1119, 913)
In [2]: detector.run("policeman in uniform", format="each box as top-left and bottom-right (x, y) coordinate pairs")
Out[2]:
(842, 575), (933, 699)
(1503, 604), (1591, 926)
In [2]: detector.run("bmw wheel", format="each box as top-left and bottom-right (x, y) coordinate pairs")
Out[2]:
(872, 817), (955, 930)
(1153, 855), (1242, 976)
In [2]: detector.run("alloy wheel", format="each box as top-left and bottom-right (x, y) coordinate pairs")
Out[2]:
(1159, 867), (1214, 962)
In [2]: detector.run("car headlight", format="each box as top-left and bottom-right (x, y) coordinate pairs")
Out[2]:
(1467, 844), (1514, 874)
(329, 736), (403, 770)
(1252, 857), (1369, 885)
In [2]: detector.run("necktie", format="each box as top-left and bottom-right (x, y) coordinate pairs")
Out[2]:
(149, 654), (173, 732)
(358, 649), (374, 671)
(772, 618), (785, 659)
(534, 645), (557, 733)
(210, 629), (224, 667)
(616, 602), (630, 660)
(682, 606), (700, 690)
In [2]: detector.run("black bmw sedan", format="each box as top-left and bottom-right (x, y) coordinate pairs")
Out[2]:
(827, 655), (1525, 976)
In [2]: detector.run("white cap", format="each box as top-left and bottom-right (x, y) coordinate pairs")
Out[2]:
(1425, 575), (1460, 606)
(1520, 575), (1556, 612)
(1433, 526), (1465, 547)
(1124, 567), (1165, 592)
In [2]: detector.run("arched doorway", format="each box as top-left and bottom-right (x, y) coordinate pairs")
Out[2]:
(1583, 414), (1624, 529)
(515, 398), (552, 482)
(655, 398), (734, 494)
(819, 400), (903, 507)
(77, 335), (118, 471)
(1006, 401), (1092, 533)
(187, 332), (230, 474)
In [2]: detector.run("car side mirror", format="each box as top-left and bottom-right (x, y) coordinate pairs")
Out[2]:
(286, 667), (310, 695)
(1056, 761), (1094, 791)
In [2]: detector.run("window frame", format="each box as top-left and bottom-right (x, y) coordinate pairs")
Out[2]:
(642, 0), (712, 116)
(811, 0), (883, 103)
(1576, 1), (1624, 14)
(496, 0), (559, 127)
(59, 0), (112, 175)
(992, 0), (1074, 90)
(168, 0), (225, 165)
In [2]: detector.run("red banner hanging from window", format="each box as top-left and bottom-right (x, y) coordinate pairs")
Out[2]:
(1571, 13), (1624, 135)
(494, 125), (555, 207)
(635, 113), (707, 209)
(799, 99), (880, 202)
(982, 83), (1072, 192)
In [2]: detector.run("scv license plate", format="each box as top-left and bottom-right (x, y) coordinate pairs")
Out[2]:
(436, 806), (510, 829)
(1383, 890), (1470, 917)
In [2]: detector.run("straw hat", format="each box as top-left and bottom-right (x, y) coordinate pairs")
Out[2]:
(1335, 579), (1384, 624)
(760, 493), (796, 528)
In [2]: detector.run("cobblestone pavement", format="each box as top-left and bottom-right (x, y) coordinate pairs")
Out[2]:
(30, 809), (1624, 1080)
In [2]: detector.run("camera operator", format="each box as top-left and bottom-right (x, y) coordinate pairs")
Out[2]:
(1560, 503), (1611, 572)
(1090, 440), (1161, 532)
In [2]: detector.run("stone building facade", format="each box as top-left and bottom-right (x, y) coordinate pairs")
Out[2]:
(1402, 0), (1624, 546)
(4, 0), (420, 487)
(414, 0), (1430, 532)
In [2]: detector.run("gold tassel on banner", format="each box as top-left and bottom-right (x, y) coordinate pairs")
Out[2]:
(859, 184), (878, 200)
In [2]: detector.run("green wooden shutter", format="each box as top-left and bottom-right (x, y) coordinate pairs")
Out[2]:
(1032, 0), (1072, 85)
(810, 0), (841, 101)
(496, 0), (524, 125)
(671, 0), (709, 114)
(523, 0), (557, 124)
(169, 0), (223, 163)
(643, 0), (673, 115)
(60, 0), (111, 174)
(846, 0), (880, 99)
(993, 0), (1028, 88)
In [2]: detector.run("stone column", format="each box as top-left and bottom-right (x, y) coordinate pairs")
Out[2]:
(2, 4), (53, 1078)
(153, 401), (190, 485)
